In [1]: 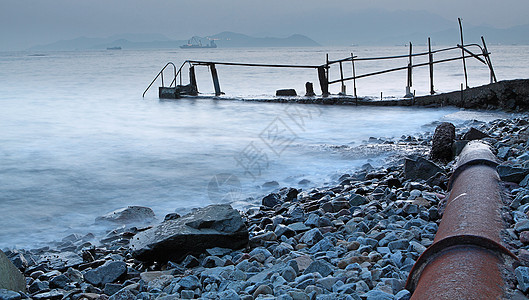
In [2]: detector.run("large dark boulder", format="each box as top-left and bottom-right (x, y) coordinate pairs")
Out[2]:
(430, 122), (455, 163)
(0, 250), (26, 293)
(130, 204), (248, 262)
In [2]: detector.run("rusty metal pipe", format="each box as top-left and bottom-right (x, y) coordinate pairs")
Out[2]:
(406, 141), (518, 299)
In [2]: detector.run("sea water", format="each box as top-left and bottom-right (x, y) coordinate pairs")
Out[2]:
(0, 45), (526, 249)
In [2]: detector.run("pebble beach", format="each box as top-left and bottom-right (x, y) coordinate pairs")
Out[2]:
(3, 113), (529, 300)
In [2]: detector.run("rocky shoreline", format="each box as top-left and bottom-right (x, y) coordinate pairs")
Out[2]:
(3, 114), (529, 300)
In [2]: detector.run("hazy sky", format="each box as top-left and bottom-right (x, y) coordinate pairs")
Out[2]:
(2, 0), (529, 50)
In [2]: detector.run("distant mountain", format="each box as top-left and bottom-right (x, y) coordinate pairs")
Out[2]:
(211, 32), (320, 47)
(28, 32), (320, 51)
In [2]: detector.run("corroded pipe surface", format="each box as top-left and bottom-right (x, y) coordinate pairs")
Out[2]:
(406, 141), (517, 299)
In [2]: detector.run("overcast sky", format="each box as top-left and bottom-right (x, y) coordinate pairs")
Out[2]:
(2, 0), (529, 51)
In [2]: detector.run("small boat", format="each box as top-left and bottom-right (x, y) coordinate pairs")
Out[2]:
(180, 37), (217, 49)
(107, 46), (122, 50)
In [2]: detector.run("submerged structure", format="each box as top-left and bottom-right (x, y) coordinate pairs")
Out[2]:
(144, 19), (498, 105)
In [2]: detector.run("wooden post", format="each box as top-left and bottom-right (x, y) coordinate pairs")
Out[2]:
(481, 36), (497, 83)
(318, 66), (329, 96)
(339, 61), (346, 94)
(428, 37), (435, 94)
(210, 63), (222, 96)
(459, 18), (469, 89)
(189, 66), (198, 95)
(351, 53), (357, 100)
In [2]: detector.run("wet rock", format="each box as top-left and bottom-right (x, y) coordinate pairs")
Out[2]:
(131, 204), (248, 262)
(364, 289), (396, 299)
(497, 165), (529, 183)
(49, 274), (69, 289)
(515, 266), (529, 293)
(32, 290), (64, 300)
(253, 284), (273, 298)
(0, 250), (26, 292)
(299, 228), (323, 246)
(84, 261), (127, 286)
(404, 157), (444, 181)
(0, 289), (21, 300)
(96, 206), (155, 224)
(462, 127), (490, 140)
(28, 280), (49, 294)
(262, 193), (282, 208)
(430, 122), (455, 162)
(108, 289), (136, 300)
(349, 194), (368, 206)
(304, 260), (334, 277)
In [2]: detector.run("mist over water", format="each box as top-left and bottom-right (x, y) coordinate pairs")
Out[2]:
(0, 46), (525, 249)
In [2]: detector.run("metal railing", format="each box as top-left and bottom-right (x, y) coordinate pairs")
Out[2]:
(142, 62), (178, 98)
(143, 19), (497, 99)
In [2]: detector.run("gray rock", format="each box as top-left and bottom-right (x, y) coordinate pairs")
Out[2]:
(364, 289), (396, 300)
(253, 284), (273, 298)
(497, 165), (529, 183)
(430, 122), (455, 162)
(388, 239), (410, 251)
(96, 205), (155, 224)
(395, 289), (411, 300)
(104, 283), (123, 296)
(349, 194), (368, 206)
(288, 222), (310, 232)
(32, 290), (64, 300)
(131, 204), (248, 262)
(275, 224), (296, 238)
(304, 260), (334, 277)
(0, 289), (21, 300)
(109, 289), (137, 300)
(462, 127), (490, 140)
(179, 275), (200, 290)
(49, 274), (69, 289)
(515, 266), (529, 293)
(281, 266), (298, 282)
(404, 157), (443, 181)
(84, 261), (127, 286)
(299, 228), (323, 246)
(515, 220), (529, 233)
(28, 280), (49, 294)
(218, 289), (241, 300)
(520, 175), (529, 188)
(262, 193), (282, 208)
(309, 238), (333, 253)
(0, 251), (26, 292)
(273, 242), (294, 258)
(181, 255), (199, 268)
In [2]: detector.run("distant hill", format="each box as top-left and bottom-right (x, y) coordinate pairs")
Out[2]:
(28, 32), (320, 51)
(211, 32), (320, 47)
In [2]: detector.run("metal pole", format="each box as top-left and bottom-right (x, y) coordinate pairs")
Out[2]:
(429, 37), (435, 94)
(459, 18), (469, 89)
(406, 42), (413, 97)
(481, 36), (497, 83)
(210, 64), (222, 96)
(339, 61), (346, 94)
(189, 66), (198, 95)
(318, 66), (329, 96)
(351, 53), (357, 99)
